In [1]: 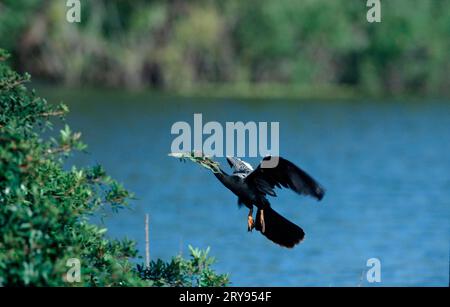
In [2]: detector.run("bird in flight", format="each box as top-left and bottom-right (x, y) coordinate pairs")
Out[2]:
(170, 153), (325, 248)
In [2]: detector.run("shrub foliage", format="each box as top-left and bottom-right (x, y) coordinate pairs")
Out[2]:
(138, 246), (229, 287)
(0, 49), (228, 286)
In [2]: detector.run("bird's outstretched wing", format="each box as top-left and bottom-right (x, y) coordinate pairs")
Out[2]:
(244, 156), (325, 200)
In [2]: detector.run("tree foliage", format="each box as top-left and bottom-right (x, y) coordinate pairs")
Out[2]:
(0, 0), (448, 96)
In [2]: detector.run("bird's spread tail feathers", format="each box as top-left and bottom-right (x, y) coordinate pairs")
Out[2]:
(255, 206), (305, 248)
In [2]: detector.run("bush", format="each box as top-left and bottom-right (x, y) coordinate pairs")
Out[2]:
(138, 246), (229, 287)
(0, 49), (228, 286)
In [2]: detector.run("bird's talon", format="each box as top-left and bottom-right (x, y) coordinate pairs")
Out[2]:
(247, 210), (254, 232)
(247, 216), (254, 232)
(260, 209), (266, 233)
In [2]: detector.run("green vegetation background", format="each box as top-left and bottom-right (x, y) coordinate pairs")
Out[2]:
(1, 0), (449, 98)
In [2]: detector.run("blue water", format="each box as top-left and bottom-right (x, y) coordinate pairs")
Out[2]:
(44, 89), (450, 286)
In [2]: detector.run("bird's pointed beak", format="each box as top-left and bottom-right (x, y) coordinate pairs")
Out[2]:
(226, 156), (235, 168)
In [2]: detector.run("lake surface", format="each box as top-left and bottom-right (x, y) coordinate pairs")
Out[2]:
(42, 88), (450, 286)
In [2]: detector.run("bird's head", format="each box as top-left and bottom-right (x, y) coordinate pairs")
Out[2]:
(226, 156), (239, 168)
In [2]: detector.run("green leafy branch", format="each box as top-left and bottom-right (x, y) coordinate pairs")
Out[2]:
(169, 151), (221, 173)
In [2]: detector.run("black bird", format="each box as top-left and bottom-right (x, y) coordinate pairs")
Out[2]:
(213, 156), (325, 248)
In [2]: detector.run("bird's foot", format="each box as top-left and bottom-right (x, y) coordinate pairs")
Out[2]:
(247, 215), (254, 232)
(247, 209), (254, 232)
(260, 209), (266, 233)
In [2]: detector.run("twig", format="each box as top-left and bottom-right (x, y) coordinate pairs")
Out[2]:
(168, 151), (221, 173)
(358, 269), (365, 287)
(38, 110), (66, 117)
(46, 144), (71, 155)
(145, 213), (150, 268)
(0, 77), (28, 91)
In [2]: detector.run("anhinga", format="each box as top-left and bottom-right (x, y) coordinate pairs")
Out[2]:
(170, 153), (325, 248)
(214, 156), (325, 248)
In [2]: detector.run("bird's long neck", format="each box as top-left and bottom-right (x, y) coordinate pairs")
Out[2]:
(214, 168), (234, 189)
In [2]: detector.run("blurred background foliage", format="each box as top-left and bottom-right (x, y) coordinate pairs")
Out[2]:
(0, 0), (449, 98)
